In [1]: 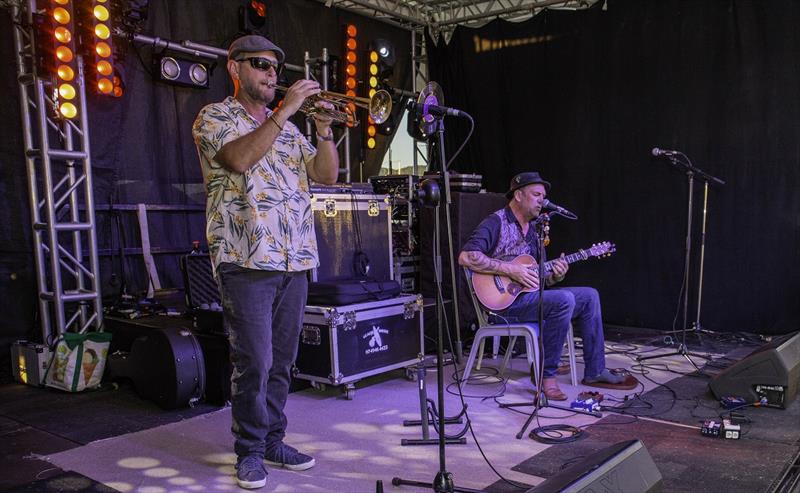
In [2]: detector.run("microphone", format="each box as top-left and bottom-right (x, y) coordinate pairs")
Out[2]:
(542, 199), (578, 220)
(651, 147), (680, 157)
(405, 99), (467, 118)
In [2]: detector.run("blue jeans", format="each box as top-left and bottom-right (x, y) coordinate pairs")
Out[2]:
(217, 262), (308, 458)
(499, 286), (606, 379)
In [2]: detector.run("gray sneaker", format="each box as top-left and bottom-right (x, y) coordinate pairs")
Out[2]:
(236, 455), (267, 489)
(264, 442), (316, 471)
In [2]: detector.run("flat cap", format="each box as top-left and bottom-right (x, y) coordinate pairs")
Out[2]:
(228, 34), (285, 63)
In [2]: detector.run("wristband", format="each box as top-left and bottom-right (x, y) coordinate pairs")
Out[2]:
(316, 129), (334, 142)
(268, 114), (283, 131)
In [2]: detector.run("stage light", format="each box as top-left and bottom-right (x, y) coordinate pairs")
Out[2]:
(343, 23), (359, 128)
(58, 83), (76, 99)
(56, 46), (73, 62)
(239, 0), (267, 34)
(80, 0), (121, 96)
(160, 56), (180, 80)
(93, 4), (109, 21)
(94, 23), (110, 39)
(95, 42), (111, 57)
(53, 7), (70, 23)
(98, 77), (113, 94)
(44, 0), (80, 119)
(57, 65), (74, 81)
(188, 63), (208, 85)
(97, 60), (112, 76)
(154, 54), (210, 88)
(368, 39), (395, 88)
(59, 102), (77, 118)
(54, 27), (71, 43)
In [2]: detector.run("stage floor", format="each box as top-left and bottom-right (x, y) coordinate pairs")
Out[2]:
(1, 329), (799, 492)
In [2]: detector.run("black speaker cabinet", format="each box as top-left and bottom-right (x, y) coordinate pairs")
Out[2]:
(529, 439), (662, 493)
(419, 191), (508, 343)
(709, 331), (800, 408)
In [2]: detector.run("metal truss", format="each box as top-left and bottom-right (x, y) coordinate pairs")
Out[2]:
(315, 0), (598, 36)
(10, 0), (103, 342)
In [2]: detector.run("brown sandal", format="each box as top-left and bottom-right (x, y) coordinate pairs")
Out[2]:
(541, 377), (568, 401)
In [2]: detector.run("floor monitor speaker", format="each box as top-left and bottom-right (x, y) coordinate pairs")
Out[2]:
(709, 331), (800, 408)
(528, 439), (662, 493)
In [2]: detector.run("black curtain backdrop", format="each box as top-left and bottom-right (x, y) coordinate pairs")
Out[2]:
(427, 0), (800, 335)
(0, 0), (411, 343)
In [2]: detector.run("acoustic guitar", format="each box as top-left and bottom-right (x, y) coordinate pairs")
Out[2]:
(471, 242), (616, 311)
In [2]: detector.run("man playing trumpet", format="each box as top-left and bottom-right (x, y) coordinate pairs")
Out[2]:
(192, 34), (338, 490)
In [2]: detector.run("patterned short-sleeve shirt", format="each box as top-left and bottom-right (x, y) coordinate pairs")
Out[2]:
(192, 96), (319, 275)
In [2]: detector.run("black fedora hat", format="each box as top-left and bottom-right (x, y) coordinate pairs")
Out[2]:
(506, 172), (551, 199)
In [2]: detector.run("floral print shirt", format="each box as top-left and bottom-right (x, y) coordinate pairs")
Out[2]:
(192, 96), (319, 275)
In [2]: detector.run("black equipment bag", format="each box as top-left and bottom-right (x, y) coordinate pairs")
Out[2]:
(180, 254), (225, 335)
(307, 279), (402, 306)
(107, 327), (206, 409)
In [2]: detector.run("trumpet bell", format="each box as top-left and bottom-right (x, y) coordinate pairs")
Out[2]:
(369, 90), (392, 124)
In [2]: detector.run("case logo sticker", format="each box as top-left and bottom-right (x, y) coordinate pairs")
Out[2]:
(363, 324), (389, 355)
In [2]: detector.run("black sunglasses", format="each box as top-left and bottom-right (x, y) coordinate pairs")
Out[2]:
(237, 57), (284, 75)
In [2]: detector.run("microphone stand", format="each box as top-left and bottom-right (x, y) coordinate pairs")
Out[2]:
(392, 111), (475, 493)
(499, 214), (600, 440)
(638, 153), (725, 372)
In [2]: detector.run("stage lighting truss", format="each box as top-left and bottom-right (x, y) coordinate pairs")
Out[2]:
(155, 55), (210, 88)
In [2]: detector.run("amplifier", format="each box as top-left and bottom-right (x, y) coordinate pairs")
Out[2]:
(11, 341), (51, 387)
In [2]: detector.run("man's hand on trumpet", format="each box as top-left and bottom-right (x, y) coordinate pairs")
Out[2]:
(279, 79), (322, 118)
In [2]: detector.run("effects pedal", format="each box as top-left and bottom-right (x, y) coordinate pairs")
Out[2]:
(720, 396), (746, 409)
(570, 391), (604, 412)
(701, 420), (722, 438)
(701, 419), (741, 439)
(721, 419), (741, 439)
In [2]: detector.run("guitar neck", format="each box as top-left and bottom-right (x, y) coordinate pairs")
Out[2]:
(542, 249), (590, 275)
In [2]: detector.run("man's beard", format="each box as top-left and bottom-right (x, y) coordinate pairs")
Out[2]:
(241, 78), (274, 105)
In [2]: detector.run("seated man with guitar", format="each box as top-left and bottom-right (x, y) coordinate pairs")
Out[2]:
(458, 172), (636, 401)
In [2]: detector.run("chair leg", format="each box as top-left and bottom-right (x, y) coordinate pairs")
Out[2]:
(492, 336), (500, 359)
(475, 338), (487, 370)
(499, 335), (517, 373)
(461, 334), (485, 385)
(524, 334), (539, 388)
(567, 325), (578, 386)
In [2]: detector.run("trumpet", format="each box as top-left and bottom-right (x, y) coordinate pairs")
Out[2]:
(270, 84), (392, 127)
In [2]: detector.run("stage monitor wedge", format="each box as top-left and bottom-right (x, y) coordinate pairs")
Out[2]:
(709, 331), (800, 408)
(529, 439), (662, 493)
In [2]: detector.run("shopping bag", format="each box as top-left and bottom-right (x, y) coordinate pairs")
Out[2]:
(44, 331), (112, 392)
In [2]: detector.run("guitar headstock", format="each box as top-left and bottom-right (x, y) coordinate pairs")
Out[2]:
(589, 241), (616, 258)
